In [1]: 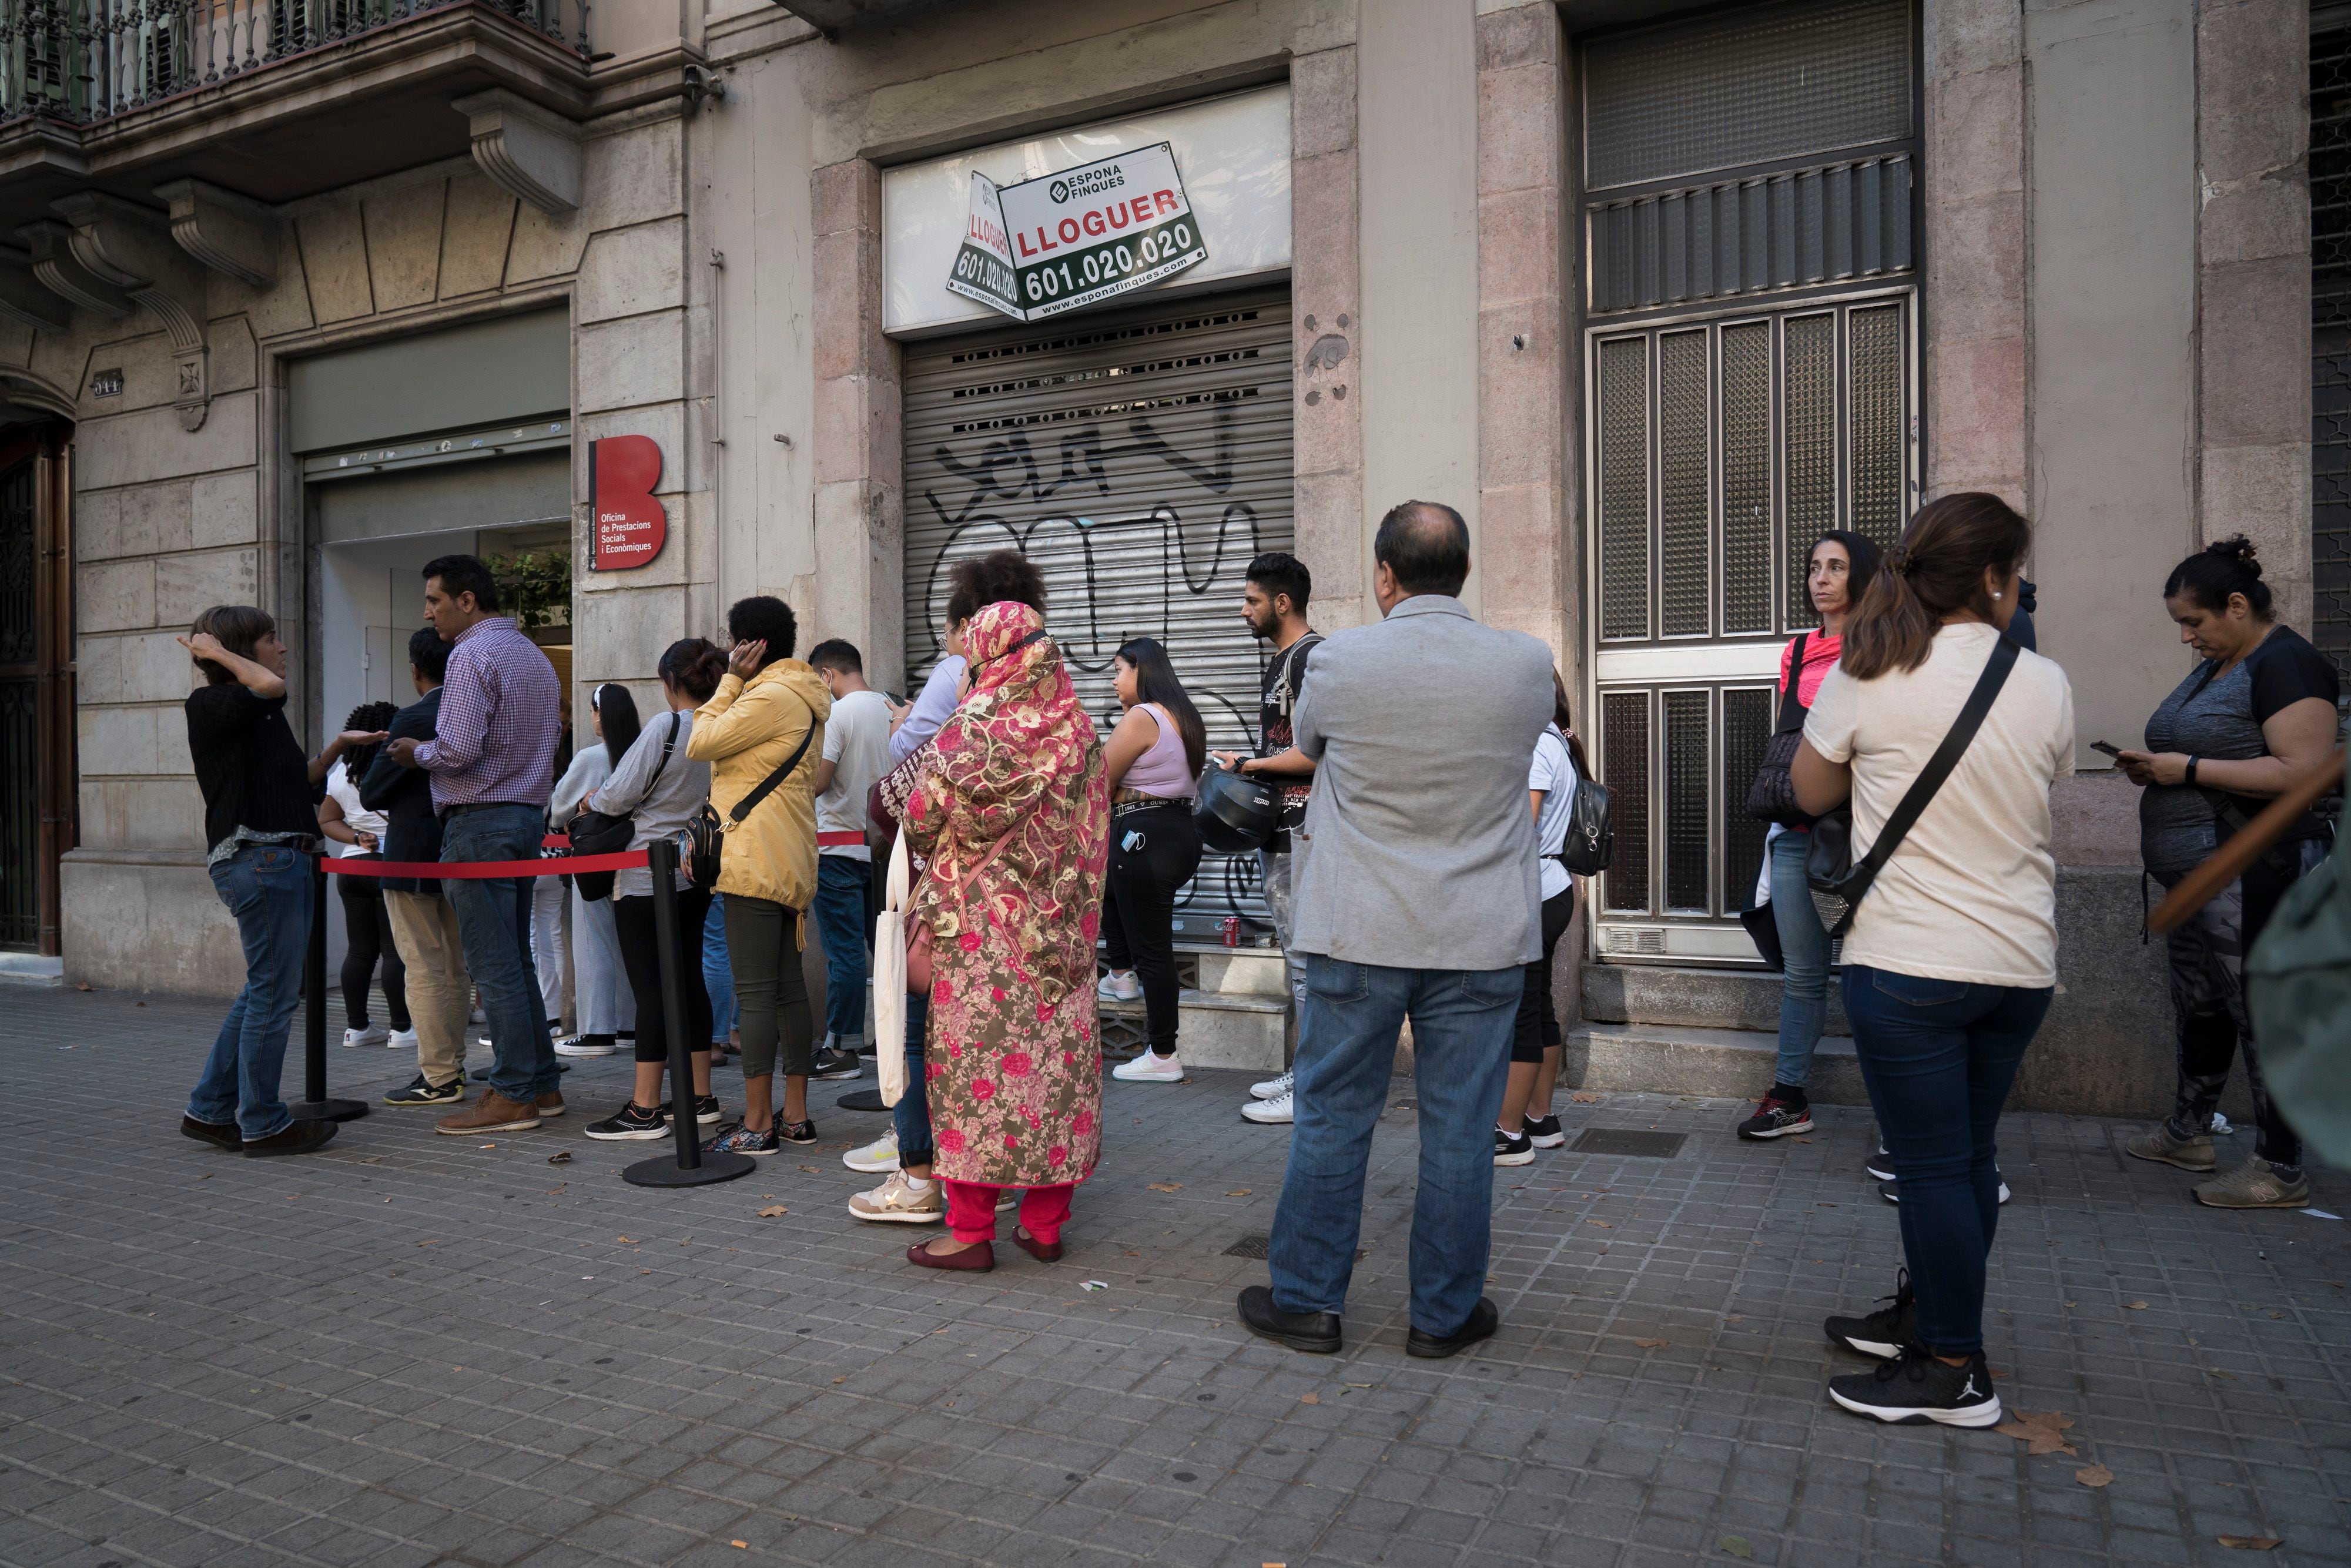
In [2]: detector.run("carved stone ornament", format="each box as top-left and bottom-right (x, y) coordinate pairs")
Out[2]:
(453, 89), (584, 216)
(48, 193), (212, 431)
(153, 179), (282, 289)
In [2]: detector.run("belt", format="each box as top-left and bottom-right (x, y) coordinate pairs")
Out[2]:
(1111, 796), (1190, 820)
(438, 800), (531, 821)
(817, 830), (866, 847)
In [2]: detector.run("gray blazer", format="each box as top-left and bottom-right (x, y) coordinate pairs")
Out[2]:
(1288, 594), (1556, 971)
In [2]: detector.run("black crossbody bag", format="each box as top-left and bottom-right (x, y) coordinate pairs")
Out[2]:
(682, 695), (819, 887)
(566, 714), (681, 902)
(1804, 636), (2020, 937)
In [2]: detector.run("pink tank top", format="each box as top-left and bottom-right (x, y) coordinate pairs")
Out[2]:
(1122, 703), (1197, 799)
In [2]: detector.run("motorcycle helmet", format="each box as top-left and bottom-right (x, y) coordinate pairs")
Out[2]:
(1194, 758), (1278, 853)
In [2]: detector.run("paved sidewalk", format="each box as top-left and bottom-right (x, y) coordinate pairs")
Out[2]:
(2, 984), (2348, 1568)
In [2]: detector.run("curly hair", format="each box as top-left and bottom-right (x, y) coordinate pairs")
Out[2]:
(945, 550), (1047, 626)
(341, 701), (398, 777)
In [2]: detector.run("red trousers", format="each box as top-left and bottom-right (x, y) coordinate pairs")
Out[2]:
(943, 1180), (1074, 1245)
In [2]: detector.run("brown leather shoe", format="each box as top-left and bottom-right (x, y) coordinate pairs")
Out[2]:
(435, 1090), (541, 1136)
(535, 1090), (565, 1118)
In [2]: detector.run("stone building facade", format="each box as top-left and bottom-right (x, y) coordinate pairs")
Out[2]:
(0, 0), (2322, 1118)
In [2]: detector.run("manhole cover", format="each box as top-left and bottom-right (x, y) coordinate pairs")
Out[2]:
(1223, 1232), (1271, 1259)
(1569, 1128), (1687, 1158)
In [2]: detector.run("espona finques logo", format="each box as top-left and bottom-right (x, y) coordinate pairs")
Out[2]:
(1047, 164), (1126, 205)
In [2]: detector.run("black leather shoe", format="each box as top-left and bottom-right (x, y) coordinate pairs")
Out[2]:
(179, 1114), (242, 1152)
(1237, 1285), (1342, 1354)
(241, 1120), (338, 1158)
(1406, 1297), (1499, 1359)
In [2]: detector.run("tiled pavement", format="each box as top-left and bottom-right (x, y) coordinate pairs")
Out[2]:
(4, 984), (2349, 1568)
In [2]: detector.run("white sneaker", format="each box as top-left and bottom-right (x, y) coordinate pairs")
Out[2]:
(843, 1130), (901, 1173)
(343, 1024), (388, 1048)
(1111, 1050), (1183, 1083)
(554, 1034), (615, 1057)
(1097, 971), (1143, 1003)
(1250, 1069), (1294, 1101)
(848, 1170), (943, 1224)
(387, 1027), (418, 1050)
(1241, 1090), (1293, 1124)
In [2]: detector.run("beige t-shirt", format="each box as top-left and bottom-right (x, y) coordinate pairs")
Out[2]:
(1803, 621), (2075, 987)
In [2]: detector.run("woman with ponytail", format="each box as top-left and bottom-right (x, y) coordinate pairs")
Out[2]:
(2118, 537), (2340, 1209)
(319, 701), (410, 1048)
(1787, 493), (2076, 1428)
(548, 683), (638, 1058)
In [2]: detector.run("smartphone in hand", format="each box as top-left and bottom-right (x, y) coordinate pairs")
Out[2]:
(2089, 741), (2123, 758)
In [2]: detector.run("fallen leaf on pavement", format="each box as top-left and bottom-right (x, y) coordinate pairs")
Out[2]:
(1588, 1219), (1613, 1228)
(1226, 1190), (1252, 1197)
(1298, 1392), (1319, 1404)
(799, 1165), (820, 1173)
(757, 1206), (787, 1218)
(2075, 1464), (2114, 1488)
(1148, 1182), (1183, 1192)
(1718, 1537), (1754, 1560)
(547, 1151), (572, 1165)
(1635, 1338), (1669, 1349)
(832, 1376), (846, 1384)
(2123, 1301), (2148, 1311)
(617, 1237), (637, 1244)
(730, 1543), (748, 1551)
(2218, 1539), (2283, 1551)
(73, 981), (92, 991)
(1570, 1092), (1601, 1104)
(1994, 1409), (2077, 1456)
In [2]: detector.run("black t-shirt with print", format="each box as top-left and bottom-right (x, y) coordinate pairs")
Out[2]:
(1256, 633), (1319, 853)
(2141, 624), (2340, 872)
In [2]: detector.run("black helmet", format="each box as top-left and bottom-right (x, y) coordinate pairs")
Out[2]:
(1194, 759), (1278, 853)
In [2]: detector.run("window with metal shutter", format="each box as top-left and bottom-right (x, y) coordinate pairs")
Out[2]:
(900, 286), (1294, 937)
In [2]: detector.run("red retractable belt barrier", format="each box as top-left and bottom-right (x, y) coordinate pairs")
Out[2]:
(321, 849), (646, 879)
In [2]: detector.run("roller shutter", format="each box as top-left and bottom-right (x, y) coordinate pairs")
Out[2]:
(901, 285), (1293, 936)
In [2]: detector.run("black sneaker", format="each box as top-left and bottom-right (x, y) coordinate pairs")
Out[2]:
(384, 1074), (464, 1107)
(1736, 1095), (1814, 1140)
(1824, 1270), (1916, 1359)
(1866, 1144), (1896, 1182)
(809, 1048), (862, 1081)
(661, 1094), (723, 1127)
(1522, 1113), (1566, 1150)
(242, 1119), (337, 1158)
(584, 1103), (669, 1141)
(1879, 1175), (2011, 1205)
(1493, 1127), (1535, 1167)
(778, 1118), (818, 1145)
(1828, 1343), (2001, 1427)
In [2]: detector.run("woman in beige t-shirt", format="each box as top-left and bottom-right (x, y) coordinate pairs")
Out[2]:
(1789, 492), (2075, 1431)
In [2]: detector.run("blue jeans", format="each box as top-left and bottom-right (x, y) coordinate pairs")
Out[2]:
(1770, 830), (1832, 1087)
(440, 804), (557, 1104)
(813, 854), (873, 1044)
(1269, 954), (1521, 1336)
(189, 843), (314, 1140)
(1844, 964), (2052, 1355)
(894, 990), (933, 1164)
(703, 894), (737, 1043)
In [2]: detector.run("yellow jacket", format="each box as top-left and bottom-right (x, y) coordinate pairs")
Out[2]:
(686, 659), (831, 912)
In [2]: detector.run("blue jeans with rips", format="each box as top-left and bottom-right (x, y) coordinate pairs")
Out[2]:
(1844, 964), (2051, 1355)
(189, 843), (314, 1140)
(894, 990), (933, 1165)
(1268, 953), (1521, 1337)
(813, 853), (873, 1044)
(1769, 829), (1833, 1087)
(439, 803), (557, 1104)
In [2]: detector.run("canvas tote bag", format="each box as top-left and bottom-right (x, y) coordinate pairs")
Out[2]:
(872, 831), (913, 1108)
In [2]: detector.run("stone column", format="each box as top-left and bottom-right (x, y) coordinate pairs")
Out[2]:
(811, 158), (905, 691)
(1289, 44), (1365, 633)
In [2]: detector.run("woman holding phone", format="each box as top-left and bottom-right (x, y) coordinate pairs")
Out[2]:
(1098, 637), (1208, 1083)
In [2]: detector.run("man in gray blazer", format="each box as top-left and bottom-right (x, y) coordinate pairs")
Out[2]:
(1238, 501), (1555, 1359)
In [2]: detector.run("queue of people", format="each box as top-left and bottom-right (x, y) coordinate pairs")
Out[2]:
(175, 491), (2335, 1425)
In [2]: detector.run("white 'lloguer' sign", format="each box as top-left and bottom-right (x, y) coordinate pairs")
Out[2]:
(947, 142), (1208, 323)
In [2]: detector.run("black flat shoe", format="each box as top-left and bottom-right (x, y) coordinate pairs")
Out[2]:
(180, 1114), (242, 1152)
(1237, 1285), (1341, 1354)
(1406, 1297), (1499, 1359)
(241, 1120), (337, 1158)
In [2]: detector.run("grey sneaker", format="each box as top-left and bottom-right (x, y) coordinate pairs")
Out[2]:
(2125, 1123), (2216, 1172)
(2192, 1160), (2310, 1209)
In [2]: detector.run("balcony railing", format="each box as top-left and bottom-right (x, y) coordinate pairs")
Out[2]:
(0, 0), (587, 126)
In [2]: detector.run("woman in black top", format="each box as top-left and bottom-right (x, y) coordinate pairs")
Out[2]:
(177, 605), (386, 1158)
(2118, 538), (2341, 1208)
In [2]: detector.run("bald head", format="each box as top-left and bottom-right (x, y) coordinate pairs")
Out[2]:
(1373, 501), (1471, 600)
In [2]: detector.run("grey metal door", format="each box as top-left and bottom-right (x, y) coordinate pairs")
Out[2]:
(900, 286), (1294, 937)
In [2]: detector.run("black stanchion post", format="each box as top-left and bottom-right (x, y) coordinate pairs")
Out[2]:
(292, 853), (369, 1123)
(624, 839), (753, 1188)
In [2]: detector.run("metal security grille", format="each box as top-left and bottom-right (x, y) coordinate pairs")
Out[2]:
(902, 287), (1293, 934)
(0, 458), (35, 947)
(2316, 23), (2351, 681)
(1583, 0), (1912, 192)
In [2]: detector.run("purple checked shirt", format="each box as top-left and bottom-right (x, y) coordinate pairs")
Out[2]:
(411, 617), (562, 811)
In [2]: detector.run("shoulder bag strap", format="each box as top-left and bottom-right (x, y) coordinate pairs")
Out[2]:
(728, 693), (819, 828)
(1850, 636), (2021, 883)
(598, 712), (678, 816)
(1776, 633), (1810, 731)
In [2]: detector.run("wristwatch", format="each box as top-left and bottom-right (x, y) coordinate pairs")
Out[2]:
(2185, 756), (2201, 786)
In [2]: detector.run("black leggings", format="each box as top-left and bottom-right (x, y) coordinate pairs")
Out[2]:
(339, 880), (410, 1031)
(614, 887), (715, 1067)
(1511, 883), (1576, 1064)
(1101, 804), (1204, 1055)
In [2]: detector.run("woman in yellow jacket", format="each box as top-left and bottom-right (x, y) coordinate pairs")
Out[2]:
(687, 596), (833, 1152)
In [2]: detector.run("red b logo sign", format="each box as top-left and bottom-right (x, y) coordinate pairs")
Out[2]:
(589, 435), (665, 571)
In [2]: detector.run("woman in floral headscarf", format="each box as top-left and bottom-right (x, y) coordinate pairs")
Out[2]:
(900, 600), (1110, 1270)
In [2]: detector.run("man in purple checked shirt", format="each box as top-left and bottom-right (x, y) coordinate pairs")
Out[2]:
(383, 554), (564, 1139)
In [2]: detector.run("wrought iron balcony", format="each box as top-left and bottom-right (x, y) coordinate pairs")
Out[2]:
(0, 0), (587, 127)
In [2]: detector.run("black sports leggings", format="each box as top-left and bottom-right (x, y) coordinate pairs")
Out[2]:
(1101, 803), (1204, 1056)
(1511, 883), (1576, 1064)
(614, 887), (715, 1067)
(339, 879), (410, 1031)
